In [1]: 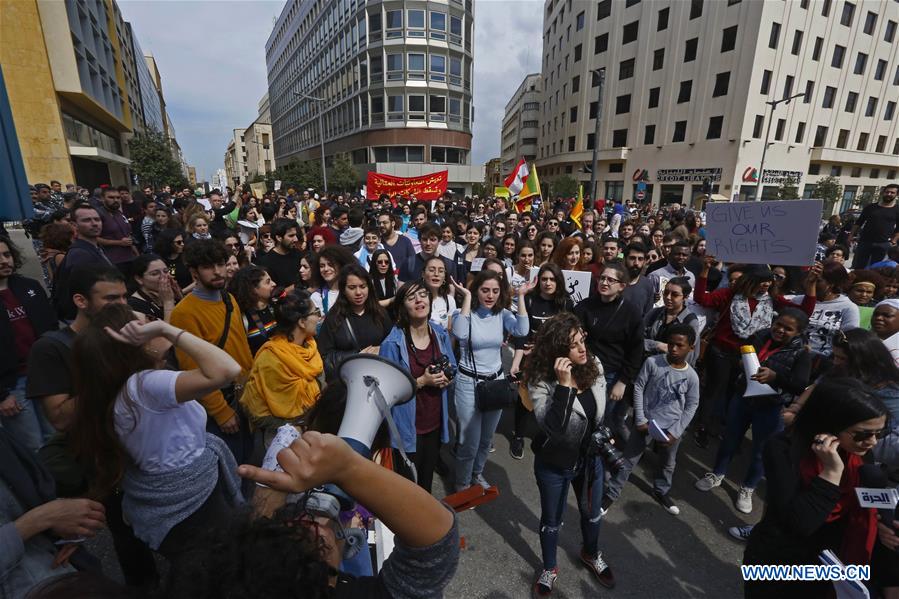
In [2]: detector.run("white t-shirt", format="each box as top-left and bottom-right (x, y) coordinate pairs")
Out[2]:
(430, 294), (457, 330)
(884, 332), (899, 367)
(311, 288), (340, 315)
(114, 370), (206, 474)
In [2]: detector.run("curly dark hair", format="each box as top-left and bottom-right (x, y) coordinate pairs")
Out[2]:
(0, 234), (24, 270)
(229, 264), (270, 313)
(153, 228), (184, 258)
(38, 223), (75, 252)
(522, 312), (600, 390)
(183, 239), (229, 269)
(270, 288), (316, 341)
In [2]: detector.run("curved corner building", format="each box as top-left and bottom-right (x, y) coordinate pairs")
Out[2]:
(266, 0), (481, 195)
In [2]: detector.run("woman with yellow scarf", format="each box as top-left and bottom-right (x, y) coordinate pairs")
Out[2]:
(241, 288), (323, 447)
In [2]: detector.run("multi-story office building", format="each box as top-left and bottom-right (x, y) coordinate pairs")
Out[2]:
(224, 128), (248, 186)
(245, 94), (276, 180)
(500, 73), (541, 174)
(538, 0), (899, 213)
(265, 0), (483, 195)
(1, 0), (185, 188)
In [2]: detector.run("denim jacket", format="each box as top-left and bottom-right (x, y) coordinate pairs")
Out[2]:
(379, 324), (457, 453)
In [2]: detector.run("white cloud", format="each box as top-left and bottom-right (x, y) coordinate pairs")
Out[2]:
(118, 0), (543, 181)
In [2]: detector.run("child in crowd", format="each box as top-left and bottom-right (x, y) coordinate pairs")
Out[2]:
(602, 324), (700, 516)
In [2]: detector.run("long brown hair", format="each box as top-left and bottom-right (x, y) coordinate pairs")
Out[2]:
(523, 312), (600, 389)
(71, 304), (156, 499)
(551, 237), (585, 271)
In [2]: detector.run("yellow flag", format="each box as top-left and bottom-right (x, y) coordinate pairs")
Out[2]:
(571, 185), (584, 227)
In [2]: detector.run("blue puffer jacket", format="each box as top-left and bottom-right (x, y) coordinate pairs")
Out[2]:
(379, 324), (457, 453)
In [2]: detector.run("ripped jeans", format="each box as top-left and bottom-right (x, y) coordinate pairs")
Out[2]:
(533, 453), (605, 570)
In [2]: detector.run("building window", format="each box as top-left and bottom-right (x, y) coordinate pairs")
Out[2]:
(804, 80), (814, 103)
(863, 11), (877, 34)
(795, 121), (806, 143)
(769, 22), (781, 49)
(809, 163), (821, 175)
(840, 2), (855, 26)
(783, 75), (794, 99)
(574, 44), (582, 62)
(895, 66), (899, 85)
(871, 168), (880, 178)
(854, 52), (867, 75)
(814, 126), (828, 146)
(568, 136), (576, 151)
(572, 75), (580, 92)
(619, 58), (635, 80)
(713, 72), (730, 97)
(836, 129), (849, 148)
(886, 20), (897, 43)
(648, 87), (660, 109)
(616, 94), (631, 114)
(812, 36), (823, 60)
(886, 101), (896, 121)
(845, 92), (858, 113)
(570, 106), (578, 122)
(408, 9), (425, 28)
(386, 9), (403, 29)
(857, 132), (869, 151)
(865, 97), (877, 117)
(586, 134), (595, 151)
(677, 80), (692, 103)
(672, 121), (687, 143)
(430, 54), (446, 74)
(685, 37), (698, 62)
(721, 25), (738, 52)
(576, 10), (585, 30)
(823, 86), (836, 108)
(612, 129), (628, 147)
(597, 0), (611, 20)
(609, 163), (624, 173)
(831, 165), (842, 176)
(409, 94), (425, 112)
(644, 124), (656, 144)
(595, 33), (608, 54)
(658, 7), (669, 31)
(774, 118), (785, 141)
(690, 0), (703, 20)
(622, 21), (639, 44)
(752, 114), (764, 138)
(408, 53), (425, 71)
(875, 59), (887, 81)
(625, 0), (640, 6)
(387, 95), (403, 113)
(760, 70), (772, 94)
(895, 139), (899, 155)
(707, 115), (723, 139)
(822, 0), (832, 16)
(832, 45), (845, 68)
(791, 30), (803, 55)
(371, 95), (384, 114)
(876, 135), (887, 152)
(652, 48), (664, 70)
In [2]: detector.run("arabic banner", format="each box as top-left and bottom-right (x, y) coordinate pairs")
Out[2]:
(366, 170), (448, 200)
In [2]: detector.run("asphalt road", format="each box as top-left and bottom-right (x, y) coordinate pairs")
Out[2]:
(7, 227), (755, 597)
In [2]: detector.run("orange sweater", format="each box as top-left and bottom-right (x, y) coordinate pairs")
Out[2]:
(170, 292), (253, 425)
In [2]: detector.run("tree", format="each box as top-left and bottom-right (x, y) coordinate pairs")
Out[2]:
(270, 158), (322, 192)
(128, 130), (186, 189)
(812, 175), (843, 217)
(328, 155), (358, 193)
(471, 182), (489, 198)
(776, 176), (800, 200)
(552, 174), (579, 199)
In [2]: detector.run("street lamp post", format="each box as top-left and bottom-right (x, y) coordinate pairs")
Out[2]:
(293, 92), (328, 192)
(755, 91), (805, 201)
(587, 68), (605, 211)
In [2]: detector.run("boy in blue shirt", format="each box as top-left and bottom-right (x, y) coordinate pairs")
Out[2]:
(601, 323), (700, 516)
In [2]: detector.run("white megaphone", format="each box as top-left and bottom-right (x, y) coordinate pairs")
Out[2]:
(741, 345), (777, 397)
(337, 354), (416, 459)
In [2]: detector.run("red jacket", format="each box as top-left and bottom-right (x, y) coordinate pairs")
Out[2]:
(694, 277), (816, 353)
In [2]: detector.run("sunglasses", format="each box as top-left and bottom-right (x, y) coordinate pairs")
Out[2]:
(598, 275), (622, 284)
(846, 428), (891, 442)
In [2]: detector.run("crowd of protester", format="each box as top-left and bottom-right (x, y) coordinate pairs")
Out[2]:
(1, 180), (898, 598)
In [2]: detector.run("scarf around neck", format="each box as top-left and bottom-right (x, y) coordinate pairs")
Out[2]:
(730, 293), (774, 339)
(242, 335), (323, 419)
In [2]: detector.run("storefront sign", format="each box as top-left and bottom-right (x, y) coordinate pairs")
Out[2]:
(758, 169), (803, 185)
(656, 168), (722, 183)
(366, 170), (448, 200)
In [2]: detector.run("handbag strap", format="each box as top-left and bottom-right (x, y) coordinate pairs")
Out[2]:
(345, 317), (359, 349)
(467, 314), (479, 379)
(216, 291), (234, 349)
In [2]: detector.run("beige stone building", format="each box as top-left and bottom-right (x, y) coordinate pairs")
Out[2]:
(500, 73), (541, 174)
(537, 0), (899, 213)
(224, 128), (248, 186)
(245, 94), (276, 180)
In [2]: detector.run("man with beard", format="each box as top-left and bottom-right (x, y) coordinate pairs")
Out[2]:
(0, 236), (57, 451)
(208, 189), (238, 237)
(95, 188), (138, 272)
(621, 242), (655, 317)
(378, 211), (415, 269)
(647, 240), (695, 302)
(256, 218), (302, 288)
(170, 239), (253, 463)
(405, 207), (428, 253)
(52, 203), (113, 320)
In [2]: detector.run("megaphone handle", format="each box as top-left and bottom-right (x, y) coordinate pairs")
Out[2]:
(369, 384), (418, 484)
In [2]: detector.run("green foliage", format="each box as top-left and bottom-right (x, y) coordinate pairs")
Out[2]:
(270, 158), (323, 192)
(552, 174), (579, 199)
(328, 155), (358, 193)
(471, 182), (489, 198)
(812, 175), (843, 217)
(128, 131), (186, 189)
(776, 176), (800, 200)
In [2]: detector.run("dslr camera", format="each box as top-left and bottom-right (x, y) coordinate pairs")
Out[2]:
(428, 355), (456, 380)
(588, 425), (626, 474)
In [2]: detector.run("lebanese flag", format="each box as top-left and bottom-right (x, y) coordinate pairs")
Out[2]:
(504, 158), (529, 196)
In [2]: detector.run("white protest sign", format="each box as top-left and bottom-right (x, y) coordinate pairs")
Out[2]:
(705, 199), (823, 266)
(274, 180), (282, 191)
(530, 268), (593, 303)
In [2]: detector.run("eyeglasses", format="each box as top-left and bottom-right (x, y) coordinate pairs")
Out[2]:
(772, 273), (786, 281)
(305, 308), (323, 318)
(407, 290), (431, 301)
(845, 428), (890, 442)
(548, 221), (559, 226)
(598, 275), (622, 284)
(494, 226), (505, 231)
(174, 240), (184, 245)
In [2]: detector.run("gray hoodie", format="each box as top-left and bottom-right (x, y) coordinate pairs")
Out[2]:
(632, 354), (700, 439)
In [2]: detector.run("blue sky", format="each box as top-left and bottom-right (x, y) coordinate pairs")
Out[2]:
(118, 0), (543, 182)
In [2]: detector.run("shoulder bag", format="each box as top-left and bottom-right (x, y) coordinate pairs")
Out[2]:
(468, 315), (517, 412)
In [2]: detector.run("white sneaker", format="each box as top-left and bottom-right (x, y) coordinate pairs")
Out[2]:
(736, 487), (754, 514)
(694, 472), (724, 492)
(728, 524), (754, 542)
(472, 473), (491, 490)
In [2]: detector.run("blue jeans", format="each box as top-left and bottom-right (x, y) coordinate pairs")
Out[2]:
(712, 394), (784, 488)
(534, 454), (605, 570)
(606, 421), (682, 500)
(453, 373), (503, 491)
(0, 376), (55, 452)
(602, 371), (629, 441)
